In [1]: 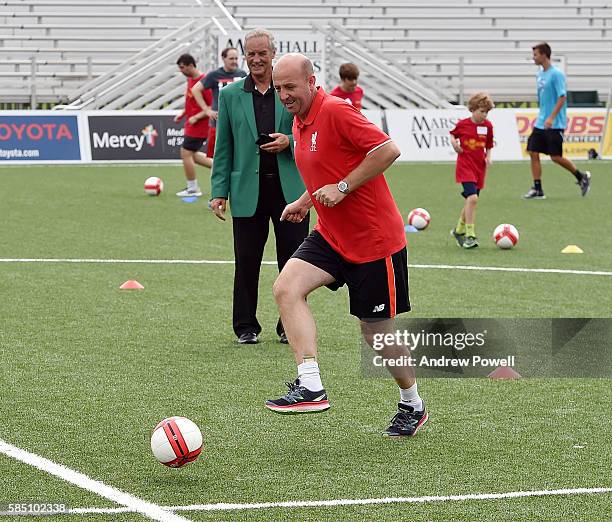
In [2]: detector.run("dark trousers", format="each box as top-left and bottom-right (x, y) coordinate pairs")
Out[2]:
(232, 174), (309, 337)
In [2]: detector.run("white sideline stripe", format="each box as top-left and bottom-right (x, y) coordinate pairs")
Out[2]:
(0, 439), (190, 522)
(67, 487), (612, 515)
(410, 263), (612, 277)
(1, 258), (612, 277)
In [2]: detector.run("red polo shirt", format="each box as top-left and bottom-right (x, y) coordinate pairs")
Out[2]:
(184, 74), (212, 138)
(450, 117), (494, 189)
(293, 88), (406, 263)
(329, 85), (364, 111)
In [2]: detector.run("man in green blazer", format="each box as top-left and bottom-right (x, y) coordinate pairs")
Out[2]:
(210, 28), (309, 345)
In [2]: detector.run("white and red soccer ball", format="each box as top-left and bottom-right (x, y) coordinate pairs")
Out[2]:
(493, 224), (519, 249)
(144, 176), (164, 196)
(151, 416), (202, 468)
(407, 208), (431, 230)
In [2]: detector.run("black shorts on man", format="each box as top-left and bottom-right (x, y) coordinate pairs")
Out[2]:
(292, 230), (410, 320)
(182, 135), (207, 152)
(527, 127), (564, 157)
(461, 182), (480, 198)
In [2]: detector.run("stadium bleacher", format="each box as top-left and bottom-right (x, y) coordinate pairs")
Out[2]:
(224, 0), (612, 102)
(1, 0), (611, 107)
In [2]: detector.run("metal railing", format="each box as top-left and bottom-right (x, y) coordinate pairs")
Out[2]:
(316, 22), (453, 109)
(53, 20), (211, 110)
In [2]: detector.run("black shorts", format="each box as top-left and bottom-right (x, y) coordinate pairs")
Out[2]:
(182, 135), (207, 152)
(292, 231), (410, 320)
(527, 127), (564, 157)
(461, 182), (480, 198)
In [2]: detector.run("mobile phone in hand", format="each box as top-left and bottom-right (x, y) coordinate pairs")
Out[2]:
(256, 133), (275, 146)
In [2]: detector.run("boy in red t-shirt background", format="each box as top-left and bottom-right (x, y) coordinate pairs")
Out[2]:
(449, 92), (495, 249)
(329, 63), (364, 111)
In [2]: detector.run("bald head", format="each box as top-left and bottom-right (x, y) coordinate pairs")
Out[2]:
(275, 53), (314, 80)
(273, 53), (317, 119)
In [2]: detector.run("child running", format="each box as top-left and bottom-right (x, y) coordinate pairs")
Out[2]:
(449, 92), (495, 249)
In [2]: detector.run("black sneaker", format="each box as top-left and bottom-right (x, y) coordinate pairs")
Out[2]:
(383, 402), (428, 437)
(578, 171), (591, 196)
(450, 228), (465, 247)
(265, 380), (330, 414)
(237, 333), (259, 344)
(522, 188), (546, 199)
(463, 236), (478, 249)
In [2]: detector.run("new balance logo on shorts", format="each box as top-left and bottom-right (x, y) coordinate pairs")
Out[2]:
(372, 303), (385, 313)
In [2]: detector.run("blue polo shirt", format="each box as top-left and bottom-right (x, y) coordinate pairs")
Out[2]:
(535, 66), (567, 130)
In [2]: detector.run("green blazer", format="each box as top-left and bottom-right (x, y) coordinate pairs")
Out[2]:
(210, 78), (305, 217)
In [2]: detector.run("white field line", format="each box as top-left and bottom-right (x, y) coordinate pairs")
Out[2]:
(0, 258), (611, 277)
(0, 439), (191, 522)
(66, 487), (612, 515)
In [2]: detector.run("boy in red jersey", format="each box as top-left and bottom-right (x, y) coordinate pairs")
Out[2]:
(174, 54), (213, 198)
(267, 53), (428, 437)
(449, 93), (495, 249)
(329, 63), (364, 111)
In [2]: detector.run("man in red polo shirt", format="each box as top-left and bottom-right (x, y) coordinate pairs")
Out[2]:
(266, 53), (428, 437)
(174, 53), (213, 198)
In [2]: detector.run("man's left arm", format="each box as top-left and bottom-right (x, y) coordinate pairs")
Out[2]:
(545, 72), (567, 129)
(545, 96), (566, 129)
(312, 141), (401, 207)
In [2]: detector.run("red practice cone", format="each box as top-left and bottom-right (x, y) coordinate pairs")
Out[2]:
(488, 367), (521, 380)
(120, 280), (144, 290)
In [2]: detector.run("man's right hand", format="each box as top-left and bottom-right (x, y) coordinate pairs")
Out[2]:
(280, 200), (309, 223)
(174, 114), (183, 123)
(210, 198), (227, 221)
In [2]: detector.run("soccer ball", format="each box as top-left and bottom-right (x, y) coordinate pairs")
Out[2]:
(407, 208), (431, 230)
(493, 224), (519, 249)
(150, 416), (202, 468)
(144, 176), (163, 196)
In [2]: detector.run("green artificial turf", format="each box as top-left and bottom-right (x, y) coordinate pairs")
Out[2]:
(0, 162), (610, 521)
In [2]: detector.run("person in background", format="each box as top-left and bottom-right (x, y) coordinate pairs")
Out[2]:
(192, 47), (247, 159)
(209, 29), (309, 345)
(329, 63), (364, 111)
(174, 53), (213, 198)
(449, 92), (495, 250)
(523, 42), (591, 199)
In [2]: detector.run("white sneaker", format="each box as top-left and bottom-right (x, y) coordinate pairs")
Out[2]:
(176, 187), (202, 197)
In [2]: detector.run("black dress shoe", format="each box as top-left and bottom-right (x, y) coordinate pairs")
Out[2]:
(238, 333), (259, 344)
(279, 332), (288, 344)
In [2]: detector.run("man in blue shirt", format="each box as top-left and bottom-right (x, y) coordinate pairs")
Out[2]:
(192, 47), (247, 159)
(523, 42), (591, 199)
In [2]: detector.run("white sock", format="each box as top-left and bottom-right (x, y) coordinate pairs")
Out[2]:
(400, 383), (423, 411)
(297, 361), (323, 391)
(187, 179), (198, 191)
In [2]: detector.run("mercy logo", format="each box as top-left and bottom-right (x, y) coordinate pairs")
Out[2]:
(141, 124), (158, 147)
(92, 125), (159, 152)
(310, 131), (318, 152)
